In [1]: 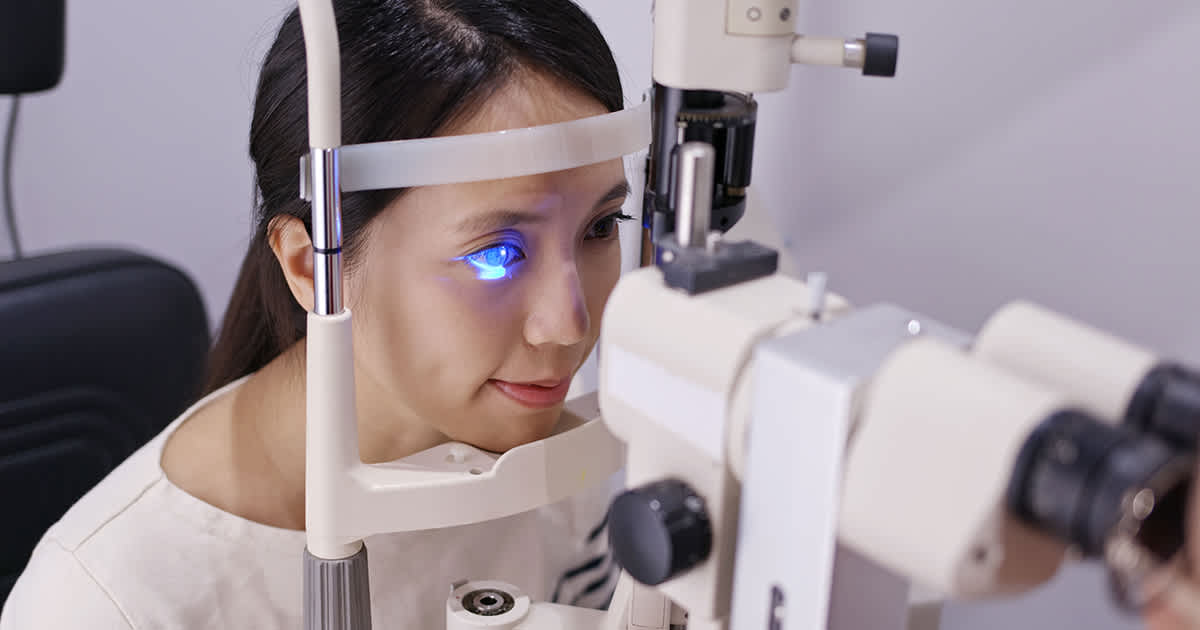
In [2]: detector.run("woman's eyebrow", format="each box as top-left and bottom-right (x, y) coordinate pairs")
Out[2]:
(455, 210), (547, 234)
(596, 180), (632, 208)
(454, 180), (632, 235)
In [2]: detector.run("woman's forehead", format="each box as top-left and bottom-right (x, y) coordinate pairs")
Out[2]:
(441, 70), (610, 137)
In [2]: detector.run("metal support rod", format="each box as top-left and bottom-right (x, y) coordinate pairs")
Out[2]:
(842, 40), (867, 69)
(309, 148), (344, 315)
(674, 142), (715, 248)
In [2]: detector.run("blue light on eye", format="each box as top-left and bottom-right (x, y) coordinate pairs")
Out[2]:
(459, 244), (521, 280)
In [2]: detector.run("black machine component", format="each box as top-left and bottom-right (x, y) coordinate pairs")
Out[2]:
(1008, 410), (1191, 558)
(657, 233), (778, 295)
(642, 88), (771, 294)
(862, 33), (900, 78)
(608, 479), (714, 586)
(640, 32), (899, 258)
(644, 87), (758, 253)
(1125, 363), (1200, 452)
(1007, 409), (1193, 609)
(461, 588), (517, 617)
(672, 91), (757, 234)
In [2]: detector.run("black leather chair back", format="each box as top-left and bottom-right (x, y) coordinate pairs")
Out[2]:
(0, 248), (210, 602)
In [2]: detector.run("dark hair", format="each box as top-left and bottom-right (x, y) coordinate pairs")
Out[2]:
(202, 0), (624, 395)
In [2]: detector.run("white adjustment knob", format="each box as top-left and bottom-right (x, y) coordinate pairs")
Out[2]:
(448, 444), (471, 464)
(806, 271), (828, 320)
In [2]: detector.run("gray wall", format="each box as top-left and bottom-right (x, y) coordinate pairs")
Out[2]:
(4, 0), (294, 318)
(8, 1), (1200, 628)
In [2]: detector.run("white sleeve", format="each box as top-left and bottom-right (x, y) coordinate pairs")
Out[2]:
(0, 538), (133, 630)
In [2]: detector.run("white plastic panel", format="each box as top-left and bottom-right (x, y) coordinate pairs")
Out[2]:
(653, 0), (794, 92)
(301, 99), (651, 193)
(605, 344), (728, 462)
(727, 0), (797, 36)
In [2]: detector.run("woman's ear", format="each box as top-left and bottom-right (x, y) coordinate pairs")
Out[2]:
(268, 215), (315, 312)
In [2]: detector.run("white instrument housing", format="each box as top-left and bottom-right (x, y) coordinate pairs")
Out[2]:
(839, 332), (1071, 597)
(653, 0), (798, 92)
(974, 300), (1159, 424)
(599, 265), (849, 628)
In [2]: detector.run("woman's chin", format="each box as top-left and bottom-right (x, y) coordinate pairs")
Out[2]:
(471, 407), (565, 453)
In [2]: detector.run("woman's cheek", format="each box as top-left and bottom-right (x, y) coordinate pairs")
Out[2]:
(1144, 604), (1185, 630)
(584, 245), (622, 308)
(423, 273), (529, 350)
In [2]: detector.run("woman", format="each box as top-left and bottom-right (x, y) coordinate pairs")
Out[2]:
(0, 1), (635, 627)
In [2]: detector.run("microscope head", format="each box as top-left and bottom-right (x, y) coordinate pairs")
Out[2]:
(972, 300), (1200, 606)
(839, 307), (1194, 612)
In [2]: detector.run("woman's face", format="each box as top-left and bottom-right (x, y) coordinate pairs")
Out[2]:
(347, 74), (630, 453)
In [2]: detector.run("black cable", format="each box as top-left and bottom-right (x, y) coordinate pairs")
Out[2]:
(4, 96), (22, 260)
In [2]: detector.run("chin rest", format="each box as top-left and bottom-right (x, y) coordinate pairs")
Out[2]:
(0, 248), (210, 603)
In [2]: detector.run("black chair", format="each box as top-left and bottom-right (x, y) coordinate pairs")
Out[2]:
(0, 248), (211, 604)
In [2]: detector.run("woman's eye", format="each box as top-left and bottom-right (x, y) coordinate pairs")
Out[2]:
(586, 212), (633, 240)
(460, 243), (525, 280)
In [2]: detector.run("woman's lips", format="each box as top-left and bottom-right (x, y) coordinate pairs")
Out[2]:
(490, 378), (571, 408)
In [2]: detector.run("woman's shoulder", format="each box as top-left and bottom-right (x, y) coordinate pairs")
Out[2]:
(2, 376), (304, 629)
(37, 408), (180, 559)
(0, 432), (182, 629)
(0, 534), (133, 629)
(5, 461), (304, 629)
(38, 376), (251, 554)
(0, 428), (175, 630)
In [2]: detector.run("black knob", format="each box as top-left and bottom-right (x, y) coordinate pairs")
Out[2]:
(608, 479), (713, 586)
(863, 33), (899, 77)
(1126, 363), (1200, 451)
(1007, 409), (1191, 559)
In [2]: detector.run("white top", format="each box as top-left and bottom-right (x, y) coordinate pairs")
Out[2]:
(0, 376), (619, 629)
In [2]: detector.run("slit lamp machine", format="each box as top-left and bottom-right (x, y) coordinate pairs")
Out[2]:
(293, 1), (1200, 628)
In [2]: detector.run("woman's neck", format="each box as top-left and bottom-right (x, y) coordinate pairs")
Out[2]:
(241, 339), (451, 524)
(166, 339), (449, 532)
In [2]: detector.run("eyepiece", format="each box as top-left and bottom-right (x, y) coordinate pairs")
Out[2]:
(1126, 363), (1200, 452)
(1008, 410), (1192, 562)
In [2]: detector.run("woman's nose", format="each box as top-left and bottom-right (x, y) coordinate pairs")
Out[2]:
(522, 261), (589, 347)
